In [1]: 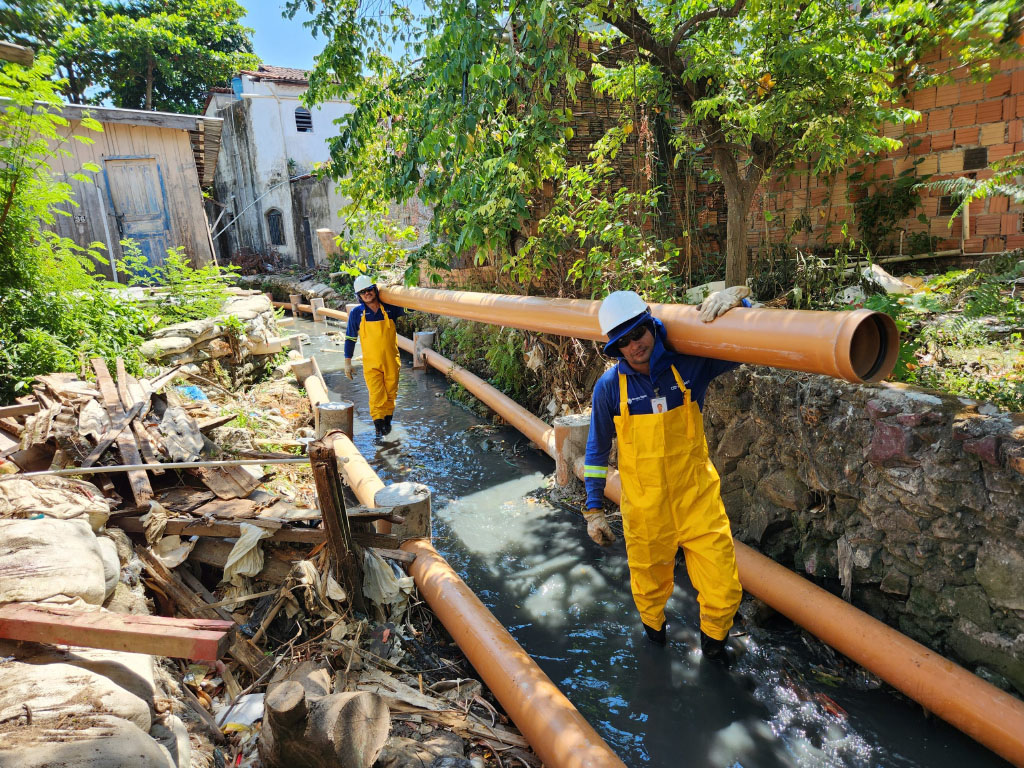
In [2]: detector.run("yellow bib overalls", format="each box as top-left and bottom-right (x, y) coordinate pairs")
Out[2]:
(614, 366), (742, 640)
(358, 307), (401, 421)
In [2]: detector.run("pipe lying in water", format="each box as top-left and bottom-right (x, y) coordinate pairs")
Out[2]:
(380, 286), (899, 383)
(403, 538), (628, 768)
(408, 341), (1024, 765)
(590, 467), (1024, 768)
(297, 356), (626, 768)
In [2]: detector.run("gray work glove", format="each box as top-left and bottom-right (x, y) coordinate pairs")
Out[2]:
(584, 509), (616, 546)
(343, 359), (354, 380)
(697, 285), (750, 323)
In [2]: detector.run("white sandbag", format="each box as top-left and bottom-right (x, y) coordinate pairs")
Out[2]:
(0, 659), (152, 731)
(0, 714), (175, 768)
(0, 639), (158, 705)
(0, 475), (110, 531)
(150, 714), (192, 768)
(0, 518), (107, 605)
(96, 535), (120, 598)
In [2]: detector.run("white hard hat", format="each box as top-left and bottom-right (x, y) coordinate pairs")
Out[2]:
(598, 291), (648, 336)
(598, 291), (652, 356)
(353, 275), (376, 294)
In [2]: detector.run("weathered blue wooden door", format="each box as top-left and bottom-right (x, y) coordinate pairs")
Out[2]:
(104, 157), (171, 267)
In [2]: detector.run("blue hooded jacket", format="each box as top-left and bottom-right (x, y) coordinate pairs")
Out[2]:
(583, 316), (740, 509)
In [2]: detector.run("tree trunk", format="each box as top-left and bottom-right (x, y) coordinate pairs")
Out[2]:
(145, 56), (154, 110)
(712, 148), (764, 287)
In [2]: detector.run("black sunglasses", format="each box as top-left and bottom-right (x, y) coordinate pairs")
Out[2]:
(358, 287), (376, 296)
(616, 323), (650, 349)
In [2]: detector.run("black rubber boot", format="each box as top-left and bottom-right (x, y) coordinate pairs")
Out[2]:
(643, 623), (667, 646)
(383, 414), (393, 435)
(373, 419), (385, 438)
(700, 630), (735, 667)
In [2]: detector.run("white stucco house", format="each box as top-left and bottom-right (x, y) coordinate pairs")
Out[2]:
(204, 65), (353, 267)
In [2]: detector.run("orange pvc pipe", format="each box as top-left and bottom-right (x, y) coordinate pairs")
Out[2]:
(329, 433), (385, 509)
(420, 348), (555, 453)
(585, 468), (1024, 767)
(379, 286), (898, 383)
(403, 538), (627, 768)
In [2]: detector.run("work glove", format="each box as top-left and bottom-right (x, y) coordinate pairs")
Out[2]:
(697, 285), (750, 323)
(343, 359), (354, 380)
(584, 509), (616, 546)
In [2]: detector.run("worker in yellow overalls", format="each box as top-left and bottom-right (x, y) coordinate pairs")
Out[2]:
(582, 287), (750, 665)
(343, 275), (406, 439)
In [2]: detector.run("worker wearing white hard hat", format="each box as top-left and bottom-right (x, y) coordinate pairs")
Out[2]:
(343, 275), (407, 438)
(583, 285), (750, 665)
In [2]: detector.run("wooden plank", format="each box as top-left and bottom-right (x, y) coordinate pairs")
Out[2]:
(0, 42), (33, 67)
(0, 603), (232, 662)
(136, 546), (272, 677)
(90, 358), (153, 504)
(0, 402), (41, 419)
(78, 400), (145, 467)
(310, 440), (366, 614)
(197, 414), (236, 432)
(112, 514), (406, 550)
(157, 486), (216, 512)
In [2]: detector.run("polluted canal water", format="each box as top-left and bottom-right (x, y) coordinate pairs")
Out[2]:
(297, 318), (1011, 768)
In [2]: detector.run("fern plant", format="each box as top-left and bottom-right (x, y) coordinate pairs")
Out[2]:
(918, 152), (1024, 221)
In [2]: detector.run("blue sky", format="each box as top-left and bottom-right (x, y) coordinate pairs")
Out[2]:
(241, 1), (427, 72)
(242, 2), (323, 71)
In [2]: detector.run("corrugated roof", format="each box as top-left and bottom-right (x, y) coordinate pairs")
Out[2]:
(239, 65), (310, 84)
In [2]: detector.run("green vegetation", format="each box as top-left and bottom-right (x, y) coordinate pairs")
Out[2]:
(289, 0), (1015, 292)
(0, 57), (154, 399)
(120, 240), (239, 325)
(1, 0), (258, 113)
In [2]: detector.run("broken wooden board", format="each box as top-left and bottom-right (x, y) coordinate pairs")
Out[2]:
(192, 497), (260, 520)
(91, 358), (153, 505)
(156, 486), (216, 513)
(0, 402), (41, 419)
(188, 463), (262, 500)
(0, 603), (233, 662)
(136, 546), (272, 677)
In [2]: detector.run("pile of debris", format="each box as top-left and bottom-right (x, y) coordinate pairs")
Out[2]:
(138, 293), (287, 377)
(0, 361), (538, 767)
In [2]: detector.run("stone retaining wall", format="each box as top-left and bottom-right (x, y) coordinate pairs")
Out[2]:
(705, 367), (1024, 695)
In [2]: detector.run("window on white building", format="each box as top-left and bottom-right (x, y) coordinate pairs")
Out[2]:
(267, 209), (286, 245)
(295, 107), (313, 133)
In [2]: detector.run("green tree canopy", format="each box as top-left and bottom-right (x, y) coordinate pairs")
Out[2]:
(289, 0), (1019, 291)
(0, 0), (258, 113)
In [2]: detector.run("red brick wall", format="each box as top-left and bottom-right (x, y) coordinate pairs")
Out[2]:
(753, 48), (1024, 257)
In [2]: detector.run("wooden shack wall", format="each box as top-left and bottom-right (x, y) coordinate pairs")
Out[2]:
(48, 119), (213, 281)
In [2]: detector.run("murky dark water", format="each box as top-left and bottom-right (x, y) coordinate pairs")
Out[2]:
(295, 318), (1010, 768)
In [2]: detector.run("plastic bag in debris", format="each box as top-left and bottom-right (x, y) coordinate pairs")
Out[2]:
(362, 550), (415, 622)
(149, 535), (196, 569)
(174, 385), (209, 402)
(139, 499), (173, 544)
(215, 692), (264, 728)
(0, 475), (110, 532)
(223, 523), (272, 587)
(289, 560), (346, 617)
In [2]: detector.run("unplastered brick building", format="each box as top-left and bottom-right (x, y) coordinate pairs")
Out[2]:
(751, 48), (1024, 260)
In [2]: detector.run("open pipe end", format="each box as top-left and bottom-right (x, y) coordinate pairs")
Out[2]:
(845, 310), (900, 383)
